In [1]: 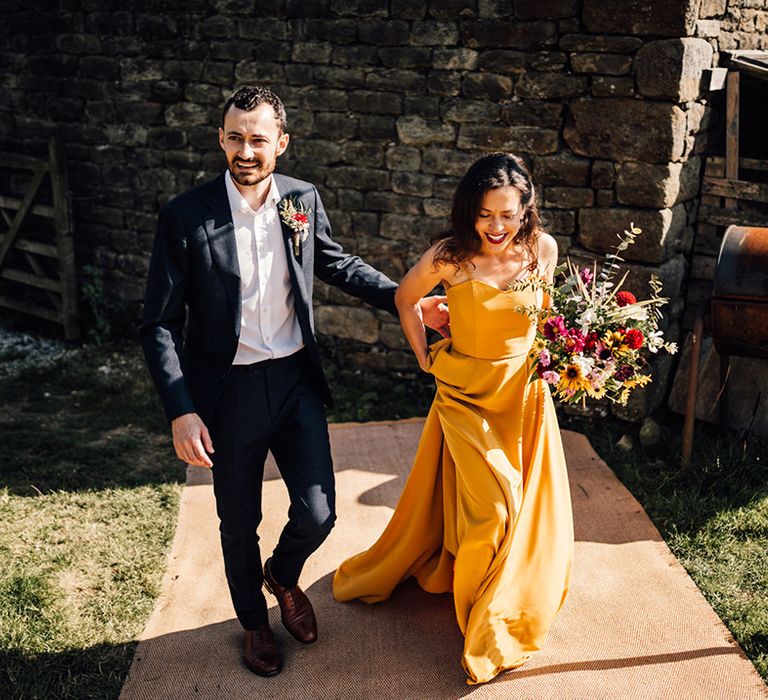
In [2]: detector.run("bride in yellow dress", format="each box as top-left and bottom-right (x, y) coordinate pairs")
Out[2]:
(332, 152), (574, 685)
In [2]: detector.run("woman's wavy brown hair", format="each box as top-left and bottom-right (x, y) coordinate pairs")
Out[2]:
(432, 152), (543, 272)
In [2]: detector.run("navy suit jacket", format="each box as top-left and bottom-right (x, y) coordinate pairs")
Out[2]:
(140, 172), (398, 423)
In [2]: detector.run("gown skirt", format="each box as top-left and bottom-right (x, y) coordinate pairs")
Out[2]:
(332, 280), (574, 685)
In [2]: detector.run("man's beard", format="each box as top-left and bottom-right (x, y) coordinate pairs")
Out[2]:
(229, 156), (275, 186)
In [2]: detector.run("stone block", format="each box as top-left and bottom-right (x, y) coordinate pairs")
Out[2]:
(396, 116), (455, 145)
(461, 20), (557, 49)
(695, 20), (721, 38)
(595, 189), (615, 207)
(46, 96), (84, 122)
(380, 322), (409, 350)
(147, 127), (187, 150)
(434, 176), (461, 199)
(404, 93), (440, 118)
(303, 18), (358, 43)
(392, 172), (435, 197)
(292, 139), (343, 164)
(442, 100), (501, 123)
(477, 50), (527, 73)
(378, 47), (433, 68)
(433, 48), (479, 70)
(314, 66), (366, 88)
(544, 187), (594, 208)
(326, 166), (390, 190)
(502, 101), (563, 128)
(540, 209), (576, 235)
(386, 146), (422, 171)
(528, 51), (568, 71)
(349, 91), (403, 115)
(332, 0), (388, 17)
(591, 76), (634, 97)
(462, 72), (514, 100)
(515, 72), (588, 99)
(616, 157), (701, 208)
(411, 21), (461, 45)
(315, 305), (379, 344)
(565, 98), (687, 163)
(364, 191), (423, 214)
(285, 64), (316, 85)
(457, 125), (559, 154)
(235, 61), (284, 83)
(341, 142), (385, 167)
(315, 112), (358, 138)
(390, 0), (428, 18)
(367, 69), (425, 92)
(381, 213), (426, 240)
(79, 56), (120, 80)
(514, 0), (577, 18)
(571, 53), (633, 75)
(611, 349), (675, 421)
(559, 34), (643, 53)
(423, 198), (452, 217)
(359, 20), (411, 45)
(578, 204), (687, 263)
(429, 0), (478, 19)
(360, 115), (397, 139)
(333, 45), (380, 66)
(532, 153), (592, 186)
(292, 42), (332, 64)
(422, 148), (477, 176)
(699, 0), (727, 18)
(238, 17), (290, 40)
(635, 39), (714, 102)
(582, 0), (699, 37)
(591, 160), (615, 188)
(428, 71), (462, 96)
(199, 15), (234, 39)
(164, 103), (211, 128)
(165, 60), (203, 81)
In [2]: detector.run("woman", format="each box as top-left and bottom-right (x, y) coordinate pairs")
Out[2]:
(333, 153), (574, 685)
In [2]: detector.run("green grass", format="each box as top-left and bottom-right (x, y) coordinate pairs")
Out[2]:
(572, 412), (768, 681)
(0, 342), (183, 699)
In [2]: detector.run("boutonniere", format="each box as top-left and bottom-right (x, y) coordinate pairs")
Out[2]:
(278, 196), (312, 258)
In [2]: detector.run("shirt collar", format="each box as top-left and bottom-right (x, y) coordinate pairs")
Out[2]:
(224, 170), (281, 215)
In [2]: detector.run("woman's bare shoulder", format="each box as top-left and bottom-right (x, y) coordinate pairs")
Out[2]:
(537, 231), (558, 259)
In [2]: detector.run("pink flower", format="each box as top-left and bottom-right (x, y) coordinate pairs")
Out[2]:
(542, 370), (560, 385)
(579, 267), (593, 285)
(538, 348), (551, 367)
(563, 328), (586, 354)
(542, 315), (566, 341)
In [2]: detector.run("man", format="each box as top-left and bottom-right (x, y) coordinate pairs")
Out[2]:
(140, 85), (448, 677)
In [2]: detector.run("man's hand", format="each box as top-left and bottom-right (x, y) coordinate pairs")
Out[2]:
(418, 295), (450, 338)
(171, 412), (214, 468)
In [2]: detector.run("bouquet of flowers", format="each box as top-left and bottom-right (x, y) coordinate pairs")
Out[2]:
(515, 224), (678, 406)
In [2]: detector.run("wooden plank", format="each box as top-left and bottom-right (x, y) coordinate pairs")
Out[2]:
(0, 194), (56, 219)
(0, 168), (45, 269)
(0, 152), (50, 172)
(0, 266), (62, 292)
(708, 155), (768, 173)
(0, 293), (61, 323)
(725, 70), (740, 208)
(685, 279), (713, 306)
(704, 157), (726, 178)
(698, 205), (768, 227)
(0, 233), (58, 258)
(49, 136), (81, 340)
(702, 176), (768, 204)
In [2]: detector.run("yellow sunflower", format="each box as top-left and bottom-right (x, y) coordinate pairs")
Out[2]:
(558, 362), (590, 394)
(585, 382), (607, 399)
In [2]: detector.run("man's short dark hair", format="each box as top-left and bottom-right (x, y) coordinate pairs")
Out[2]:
(221, 85), (288, 132)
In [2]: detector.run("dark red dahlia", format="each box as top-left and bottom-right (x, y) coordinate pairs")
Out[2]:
(615, 291), (636, 307)
(615, 365), (635, 382)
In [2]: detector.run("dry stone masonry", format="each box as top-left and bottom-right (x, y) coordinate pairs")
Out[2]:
(1, 0), (766, 418)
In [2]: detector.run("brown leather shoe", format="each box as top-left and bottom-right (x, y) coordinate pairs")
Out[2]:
(243, 624), (283, 677)
(263, 558), (318, 644)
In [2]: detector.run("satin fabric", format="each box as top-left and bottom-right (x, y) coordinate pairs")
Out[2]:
(333, 280), (574, 684)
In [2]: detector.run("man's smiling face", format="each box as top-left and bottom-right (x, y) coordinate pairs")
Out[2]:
(218, 102), (290, 187)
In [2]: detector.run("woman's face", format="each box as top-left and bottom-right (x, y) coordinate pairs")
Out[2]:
(474, 186), (525, 254)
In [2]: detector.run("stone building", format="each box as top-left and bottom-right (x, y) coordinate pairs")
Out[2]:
(1, 0), (766, 419)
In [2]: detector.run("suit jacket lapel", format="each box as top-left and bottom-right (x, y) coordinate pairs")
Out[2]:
(203, 174), (241, 335)
(275, 175), (310, 308)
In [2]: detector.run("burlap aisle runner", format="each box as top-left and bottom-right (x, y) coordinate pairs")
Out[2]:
(120, 423), (767, 700)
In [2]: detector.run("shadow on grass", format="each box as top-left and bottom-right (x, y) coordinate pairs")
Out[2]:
(0, 642), (137, 700)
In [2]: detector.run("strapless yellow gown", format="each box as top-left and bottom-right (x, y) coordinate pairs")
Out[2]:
(333, 280), (574, 684)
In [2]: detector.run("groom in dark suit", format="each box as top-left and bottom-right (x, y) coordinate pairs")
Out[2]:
(140, 85), (447, 677)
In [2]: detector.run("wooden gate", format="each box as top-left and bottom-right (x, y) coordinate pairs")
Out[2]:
(0, 136), (80, 340)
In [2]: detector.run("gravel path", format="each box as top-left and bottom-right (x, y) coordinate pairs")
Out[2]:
(0, 324), (75, 378)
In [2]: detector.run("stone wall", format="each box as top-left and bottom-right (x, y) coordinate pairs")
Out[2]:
(2, 0), (760, 417)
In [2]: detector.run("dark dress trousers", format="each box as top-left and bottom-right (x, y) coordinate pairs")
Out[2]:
(140, 172), (397, 628)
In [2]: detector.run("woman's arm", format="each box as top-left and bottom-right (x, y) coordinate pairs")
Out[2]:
(395, 244), (447, 372)
(538, 233), (559, 309)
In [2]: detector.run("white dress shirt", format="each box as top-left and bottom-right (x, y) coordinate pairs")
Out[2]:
(224, 170), (304, 364)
